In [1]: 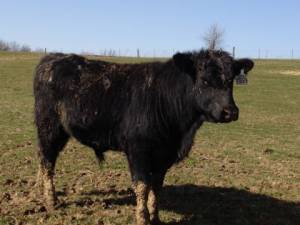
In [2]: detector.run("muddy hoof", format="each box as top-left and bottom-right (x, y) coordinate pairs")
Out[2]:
(44, 197), (59, 212)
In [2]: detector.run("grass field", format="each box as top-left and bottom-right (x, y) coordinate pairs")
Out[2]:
(0, 51), (299, 225)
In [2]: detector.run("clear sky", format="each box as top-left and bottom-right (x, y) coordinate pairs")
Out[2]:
(1, 0), (300, 58)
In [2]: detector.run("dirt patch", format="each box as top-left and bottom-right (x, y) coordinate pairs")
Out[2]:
(278, 70), (300, 76)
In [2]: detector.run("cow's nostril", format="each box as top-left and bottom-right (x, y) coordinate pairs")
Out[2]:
(222, 108), (232, 120)
(222, 107), (239, 121)
(223, 108), (230, 114)
(223, 108), (231, 117)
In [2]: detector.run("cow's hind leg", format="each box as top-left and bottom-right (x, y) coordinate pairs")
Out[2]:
(36, 118), (69, 211)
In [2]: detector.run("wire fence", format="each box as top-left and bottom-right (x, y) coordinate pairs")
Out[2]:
(93, 47), (300, 59)
(233, 48), (300, 59)
(95, 48), (177, 58)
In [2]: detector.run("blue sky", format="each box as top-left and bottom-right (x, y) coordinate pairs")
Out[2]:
(1, 0), (300, 58)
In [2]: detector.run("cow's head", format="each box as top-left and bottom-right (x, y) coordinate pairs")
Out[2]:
(173, 50), (254, 123)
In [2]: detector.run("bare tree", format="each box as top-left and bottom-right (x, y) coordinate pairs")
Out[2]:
(202, 23), (225, 50)
(20, 44), (31, 52)
(34, 47), (45, 53)
(8, 41), (21, 52)
(0, 40), (9, 51)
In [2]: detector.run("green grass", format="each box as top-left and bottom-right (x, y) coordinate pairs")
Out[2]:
(0, 52), (299, 224)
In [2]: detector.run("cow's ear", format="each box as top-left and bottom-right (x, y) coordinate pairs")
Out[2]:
(173, 53), (196, 79)
(233, 58), (254, 75)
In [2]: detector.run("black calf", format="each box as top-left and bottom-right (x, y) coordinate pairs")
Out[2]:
(34, 50), (254, 225)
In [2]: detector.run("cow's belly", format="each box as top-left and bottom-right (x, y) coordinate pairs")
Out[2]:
(69, 124), (118, 150)
(57, 103), (118, 150)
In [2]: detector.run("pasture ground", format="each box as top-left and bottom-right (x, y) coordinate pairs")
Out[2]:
(0, 52), (299, 225)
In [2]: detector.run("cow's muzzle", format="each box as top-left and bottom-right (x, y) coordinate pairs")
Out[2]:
(221, 106), (239, 122)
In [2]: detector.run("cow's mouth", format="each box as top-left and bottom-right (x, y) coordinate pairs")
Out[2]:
(202, 109), (239, 123)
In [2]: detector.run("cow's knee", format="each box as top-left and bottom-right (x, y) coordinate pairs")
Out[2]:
(134, 181), (150, 225)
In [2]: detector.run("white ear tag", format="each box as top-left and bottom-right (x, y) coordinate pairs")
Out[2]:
(240, 68), (245, 76)
(235, 68), (248, 85)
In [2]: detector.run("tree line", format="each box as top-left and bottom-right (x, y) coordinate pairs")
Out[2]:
(0, 39), (32, 52)
(1, 24), (224, 55)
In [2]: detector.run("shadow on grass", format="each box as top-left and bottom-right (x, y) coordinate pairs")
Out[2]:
(91, 184), (300, 225)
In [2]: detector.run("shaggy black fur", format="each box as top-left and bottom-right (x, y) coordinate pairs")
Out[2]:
(34, 49), (253, 221)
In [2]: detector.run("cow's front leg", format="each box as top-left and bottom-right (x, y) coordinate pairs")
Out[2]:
(127, 149), (151, 225)
(147, 188), (157, 223)
(134, 181), (150, 225)
(148, 170), (167, 224)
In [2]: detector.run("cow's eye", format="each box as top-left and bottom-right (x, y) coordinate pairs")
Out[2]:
(203, 80), (208, 86)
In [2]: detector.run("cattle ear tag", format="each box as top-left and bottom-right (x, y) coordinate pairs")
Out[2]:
(235, 69), (248, 85)
(240, 69), (245, 76)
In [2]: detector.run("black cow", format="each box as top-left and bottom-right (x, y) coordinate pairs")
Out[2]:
(34, 50), (254, 225)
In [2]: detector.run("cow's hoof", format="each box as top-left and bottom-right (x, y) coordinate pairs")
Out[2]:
(44, 197), (59, 212)
(45, 203), (56, 212)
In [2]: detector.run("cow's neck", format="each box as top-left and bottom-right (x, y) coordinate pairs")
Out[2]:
(154, 62), (204, 160)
